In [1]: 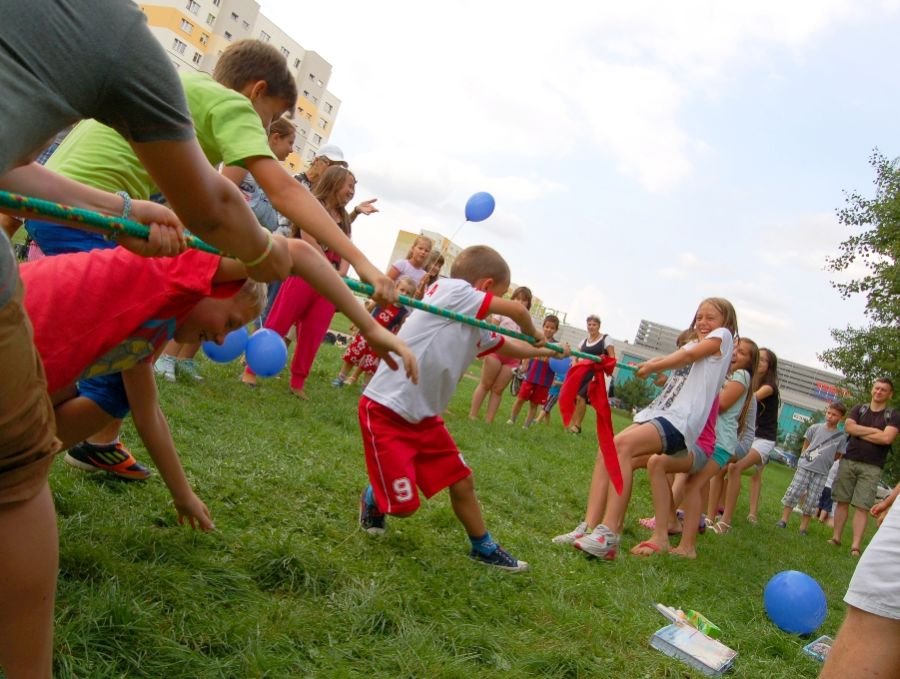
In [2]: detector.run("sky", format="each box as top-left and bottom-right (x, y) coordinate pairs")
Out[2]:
(261, 0), (900, 370)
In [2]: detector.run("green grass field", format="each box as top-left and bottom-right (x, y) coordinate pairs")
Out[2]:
(48, 337), (873, 677)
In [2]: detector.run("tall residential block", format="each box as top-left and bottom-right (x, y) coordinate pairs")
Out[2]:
(136, 0), (341, 172)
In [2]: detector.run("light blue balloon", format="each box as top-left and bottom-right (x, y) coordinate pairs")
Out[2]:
(245, 328), (288, 377)
(764, 570), (827, 635)
(202, 326), (249, 363)
(549, 356), (571, 376)
(464, 191), (496, 222)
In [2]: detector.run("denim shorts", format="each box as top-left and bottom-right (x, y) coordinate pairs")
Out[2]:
(647, 417), (686, 454)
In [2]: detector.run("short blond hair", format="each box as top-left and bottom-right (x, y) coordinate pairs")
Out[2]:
(450, 245), (510, 286)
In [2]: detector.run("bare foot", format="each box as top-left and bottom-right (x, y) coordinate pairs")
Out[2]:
(291, 388), (309, 400)
(240, 374), (257, 387)
(670, 545), (697, 559)
(629, 540), (668, 557)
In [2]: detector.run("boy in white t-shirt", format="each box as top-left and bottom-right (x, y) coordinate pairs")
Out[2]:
(358, 245), (569, 572)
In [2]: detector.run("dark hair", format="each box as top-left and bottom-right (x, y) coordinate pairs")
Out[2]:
(759, 347), (779, 390)
(214, 40), (297, 106)
(450, 245), (510, 286)
(544, 314), (560, 329)
(511, 286), (532, 310)
(827, 401), (848, 416)
(312, 166), (354, 235)
(874, 376), (895, 392)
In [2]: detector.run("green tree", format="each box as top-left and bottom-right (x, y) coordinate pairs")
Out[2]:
(822, 150), (900, 482)
(615, 377), (655, 411)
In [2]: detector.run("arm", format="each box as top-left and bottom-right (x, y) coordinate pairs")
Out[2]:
(121, 364), (214, 531)
(130, 140), (291, 282)
(0, 163), (186, 257)
(636, 335), (722, 378)
(871, 481), (900, 526)
(844, 417), (890, 439)
(861, 425), (899, 446)
(350, 198), (379, 223)
(243, 156), (393, 302)
(488, 296), (541, 343)
(718, 378), (747, 412)
(498, 339), (569, 361)
(755, 384), (774, 401)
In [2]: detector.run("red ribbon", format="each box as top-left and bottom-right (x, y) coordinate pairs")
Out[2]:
(559, 355), (623, 494)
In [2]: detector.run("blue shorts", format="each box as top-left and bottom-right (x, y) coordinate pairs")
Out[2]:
(76, 373), (131, 419)
(25, 219), (113, 256)
(646, 417), (686, 454)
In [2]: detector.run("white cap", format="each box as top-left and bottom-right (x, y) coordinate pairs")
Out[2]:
(317, 144), (345, 163)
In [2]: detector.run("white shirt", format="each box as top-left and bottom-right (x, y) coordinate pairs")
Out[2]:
(391, 259), (427, 284)
(635, 327), (734, 449)
(364, 278), (503, 423)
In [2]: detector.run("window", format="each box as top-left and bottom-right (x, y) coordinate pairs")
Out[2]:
(308, 73), (315, 81)
(172, 38), (187, 55)
(180, 18), (193, 33)
(307, 150), (315, 160)
(316, 79), (323, 87)
(230, 11), (238, 20)
(280, 46), (290, 58)
(324, 102), (333, 114)
(311, 94), (318, 103)
(260, 30), (270, 42)
(313, 133), (322, 144)
(185, 0), (200, 14)
(206, 13), (215, 24)
(212, 0), (220, 5)
(199, 33), (209, 45)
(302, 89), (309, 98)
(317, 119), (327, 129)
(192, 51), (202, 65)
(223, 31), (232, 40)
(242, 20), (249, 29)
(293, 58), (301, 69)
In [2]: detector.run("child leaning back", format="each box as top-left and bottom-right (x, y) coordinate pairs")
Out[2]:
(357, 245), (569, 572)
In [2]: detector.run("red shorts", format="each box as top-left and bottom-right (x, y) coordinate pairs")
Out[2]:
(358, 396), (472, 514)
(518, 381), (549, 406)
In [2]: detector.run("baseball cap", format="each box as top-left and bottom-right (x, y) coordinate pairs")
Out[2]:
(317, 144), (345, 163)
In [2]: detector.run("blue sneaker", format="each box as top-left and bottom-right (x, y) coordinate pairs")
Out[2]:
(469, 545), (529, 572)
(359, 491), (386, 535)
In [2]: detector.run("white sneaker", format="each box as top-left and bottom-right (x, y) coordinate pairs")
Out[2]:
(177, 358), (203, 381)
(153, 355), (176, 382)
(573, 526), (619, 560)
(552, 521), (588, 545)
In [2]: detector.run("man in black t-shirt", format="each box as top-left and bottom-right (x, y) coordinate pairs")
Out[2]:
(830, 377), (900, 556)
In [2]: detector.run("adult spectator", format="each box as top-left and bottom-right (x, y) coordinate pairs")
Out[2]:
(292, 144), (377, 223)
(566, 314), (616, 434)
(829, 377), (900, 557)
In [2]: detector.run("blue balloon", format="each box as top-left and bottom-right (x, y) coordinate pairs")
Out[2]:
(202, 326), (249, 363)
(549, 356), (571, 377)
(245, 328), (288, 378)
(764, 570), (827, 635)
(464, 191), (496, 222)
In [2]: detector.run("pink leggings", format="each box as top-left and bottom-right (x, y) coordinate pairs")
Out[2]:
(245, 275), (335, 391)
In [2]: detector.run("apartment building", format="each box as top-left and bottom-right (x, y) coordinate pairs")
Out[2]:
(136, 0), (341, 172)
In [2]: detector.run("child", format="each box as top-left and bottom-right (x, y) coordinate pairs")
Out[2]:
(817, 459), (840, 524)
(25, 39), (397, 475)
(665, 338), (759, 558)
(507, 315), (560, 428)
(534, 357), (571, 426)
(334, 276), (416, 388)
(242, 166), (357, 398)
(777, 402), (848, 534)
(414, 250), (445, 299)
(714, 347), (780, 534)
(357, 245), (568, 572)
(468, 286), (533, 423)
(553, 298), (736, 560)
(22, 239), (417, 521)
(388, 235), (433, 285)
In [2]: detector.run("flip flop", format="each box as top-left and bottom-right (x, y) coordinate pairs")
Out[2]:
(630, 540), (665, 557)
(827, 538), (842, 547)
(850, 548), (862, 558)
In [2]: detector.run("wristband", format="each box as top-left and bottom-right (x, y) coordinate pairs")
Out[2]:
(241, 230), (274, 268)
(116, 191), (131, 219)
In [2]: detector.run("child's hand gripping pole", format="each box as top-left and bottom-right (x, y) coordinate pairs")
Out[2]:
(343, 277), (595, 359)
